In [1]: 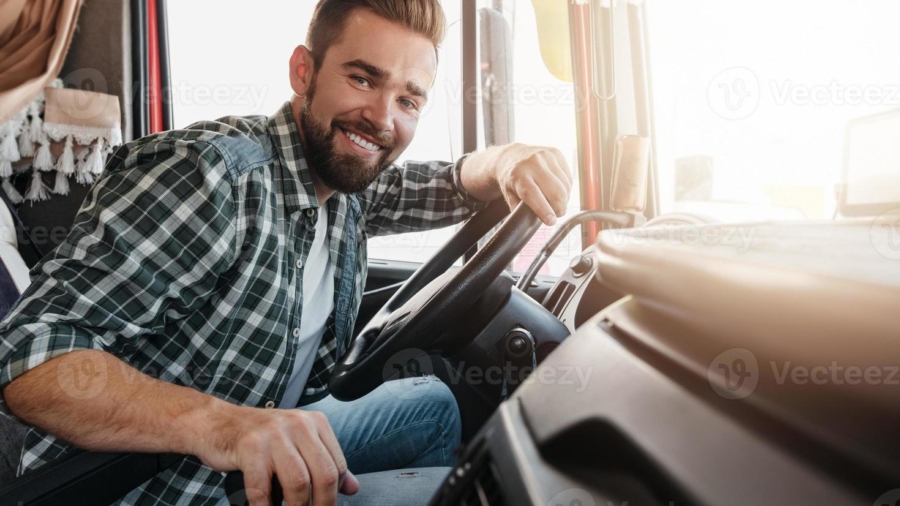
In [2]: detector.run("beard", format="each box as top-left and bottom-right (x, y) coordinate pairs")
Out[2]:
(299, 90), (397, 194)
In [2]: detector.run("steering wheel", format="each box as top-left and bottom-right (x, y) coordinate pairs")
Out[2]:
(328, 201), (543, 401)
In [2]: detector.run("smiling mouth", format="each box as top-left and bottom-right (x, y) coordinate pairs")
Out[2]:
(340, 128), (383, 154)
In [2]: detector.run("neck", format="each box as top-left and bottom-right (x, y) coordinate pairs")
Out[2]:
(290, 97), (335, 207)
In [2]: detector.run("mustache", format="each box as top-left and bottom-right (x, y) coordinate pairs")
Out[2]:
(332, 119), (395, 151)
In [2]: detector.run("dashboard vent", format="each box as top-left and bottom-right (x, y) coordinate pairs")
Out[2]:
(459, 455), (506, 506)
(544, 281), (576, 317)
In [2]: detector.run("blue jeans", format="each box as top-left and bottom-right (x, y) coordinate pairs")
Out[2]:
(216, 377), (460, 506)
(306, 376), (461, 473)
(309, 376), (460, 505)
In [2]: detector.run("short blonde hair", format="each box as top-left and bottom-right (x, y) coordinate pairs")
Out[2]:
(306, 0), (446, 70)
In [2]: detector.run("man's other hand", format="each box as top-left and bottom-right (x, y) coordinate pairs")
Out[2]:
(460, 143), (572, 226)
(198, 407), (359, 506)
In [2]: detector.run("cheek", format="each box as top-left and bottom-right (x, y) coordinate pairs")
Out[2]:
(393, 117), (418, 152)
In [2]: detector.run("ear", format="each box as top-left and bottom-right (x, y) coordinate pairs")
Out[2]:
(289, 45), (315, 97)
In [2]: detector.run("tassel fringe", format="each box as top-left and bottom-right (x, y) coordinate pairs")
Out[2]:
(4, 79), (122, 203)
(25, 170), (50, 203)
(1, 132), (20, 162)
(33, 134), (54, 171)
(75, 150), (94, 185)
(57, 135), (76, 174)
(18, 130), (35, 157)
(53, 171), (70, 195)
(29, 112), (43, 144)
(86, 139), (104, 175)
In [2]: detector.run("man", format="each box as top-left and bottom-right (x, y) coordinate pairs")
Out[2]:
(0, 0), (571, 505)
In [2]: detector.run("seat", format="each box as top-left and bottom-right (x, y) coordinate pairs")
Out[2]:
(0, 194), (32, 489)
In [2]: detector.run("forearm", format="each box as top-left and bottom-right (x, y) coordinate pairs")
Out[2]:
(361, 159), (489, 236)
(2, 349), (235, 457)
(459, 146), (504, 203)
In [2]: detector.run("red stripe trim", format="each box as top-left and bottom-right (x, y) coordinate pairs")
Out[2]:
(147, 0), (163, 133)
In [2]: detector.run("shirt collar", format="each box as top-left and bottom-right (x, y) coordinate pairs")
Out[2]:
(267, 101), (320, 214)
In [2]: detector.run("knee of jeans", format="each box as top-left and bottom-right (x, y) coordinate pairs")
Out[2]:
(426, 380), (462, 447)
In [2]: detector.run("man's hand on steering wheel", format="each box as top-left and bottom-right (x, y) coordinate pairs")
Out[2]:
(459, 143), (573, 226)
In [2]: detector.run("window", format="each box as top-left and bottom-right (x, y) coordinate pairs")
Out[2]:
(646, 0), (900, 221)
(475, 0), (582, 276)
(167, 1), (582, 273)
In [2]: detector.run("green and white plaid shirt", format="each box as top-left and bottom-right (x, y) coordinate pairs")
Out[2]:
(0, 101), (484, 505)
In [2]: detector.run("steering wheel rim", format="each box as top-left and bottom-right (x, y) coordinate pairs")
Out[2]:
(328, 201), (543, 401)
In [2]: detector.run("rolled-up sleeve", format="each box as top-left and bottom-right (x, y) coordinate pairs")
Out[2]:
(0, 137), (236, 418)
(357, 155), (489, 237)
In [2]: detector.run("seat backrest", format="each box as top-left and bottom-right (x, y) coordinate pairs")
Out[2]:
(0, 194), (31, 490)
(0, 201), (31, 309)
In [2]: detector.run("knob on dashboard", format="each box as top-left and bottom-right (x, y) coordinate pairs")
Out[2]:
(569, 255), (593, 277)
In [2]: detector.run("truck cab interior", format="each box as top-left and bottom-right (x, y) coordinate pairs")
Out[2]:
(1, 1), (899, 505)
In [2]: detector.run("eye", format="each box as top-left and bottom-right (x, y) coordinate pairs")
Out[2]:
(400, 98), (418, 111)
(351, 75), (371, 87)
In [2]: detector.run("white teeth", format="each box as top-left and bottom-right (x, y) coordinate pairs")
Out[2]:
(345, 130), (379, 152)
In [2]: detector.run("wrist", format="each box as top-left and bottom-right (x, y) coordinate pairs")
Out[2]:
(459, 146), (505, 202)
(176, 392), (242, 459)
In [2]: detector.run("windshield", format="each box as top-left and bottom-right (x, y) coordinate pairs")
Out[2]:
(646, 0), (900, 221)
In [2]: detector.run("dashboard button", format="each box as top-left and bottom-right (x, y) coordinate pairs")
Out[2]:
(569, 255), (593, 277)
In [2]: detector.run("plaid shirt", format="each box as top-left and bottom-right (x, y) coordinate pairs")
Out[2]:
(0, 101), (484, 505)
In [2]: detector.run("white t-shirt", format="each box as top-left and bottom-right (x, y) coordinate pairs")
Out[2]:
(278, 207), (334, 409)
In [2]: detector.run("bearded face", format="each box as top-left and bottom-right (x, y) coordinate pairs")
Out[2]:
(289, 9), (436, 195)
(299, 86), (397, 194)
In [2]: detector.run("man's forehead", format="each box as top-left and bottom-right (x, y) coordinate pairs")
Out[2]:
(324, 10), (438, 87)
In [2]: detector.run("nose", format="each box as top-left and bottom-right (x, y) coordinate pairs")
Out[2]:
(361, 90), (394, 136)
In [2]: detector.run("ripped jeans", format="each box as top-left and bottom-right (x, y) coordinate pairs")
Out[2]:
(305, 376), (461, 505)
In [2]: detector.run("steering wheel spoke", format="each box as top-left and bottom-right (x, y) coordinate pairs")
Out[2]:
(329, 201), (543, 401)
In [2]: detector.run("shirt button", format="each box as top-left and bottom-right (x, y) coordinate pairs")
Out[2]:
(296, 259), (303, 269)
(264, 400), (275, 409)
(293, 327), (301, 338)
(306, 208), (316, 218)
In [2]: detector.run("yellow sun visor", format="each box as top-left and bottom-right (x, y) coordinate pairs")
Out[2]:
(531, 0), (573, 82)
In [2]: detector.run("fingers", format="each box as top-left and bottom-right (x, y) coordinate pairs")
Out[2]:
(271, 444), (311, 506)
(547, 148), (573, 192)
(311, 412), (348, 478)
(514, 177), (558, 226)
(502, 148), (571, 225)
(292, 415), (340, 506)
(340, 471), (360, 496)
(538, 149), (572, 213)
(309, 411), (357, 496)
(531, 158), (571, 217)
(243, 461), (275, 506)
(502, 186), (522, 213)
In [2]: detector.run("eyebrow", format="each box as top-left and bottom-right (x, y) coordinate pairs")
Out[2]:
(343, 59), (429, 102)
(343, 59), (389, 80)
(406, 80), (428, 102)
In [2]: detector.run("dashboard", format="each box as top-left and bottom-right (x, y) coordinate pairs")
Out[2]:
(430, 219), (900, 506)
